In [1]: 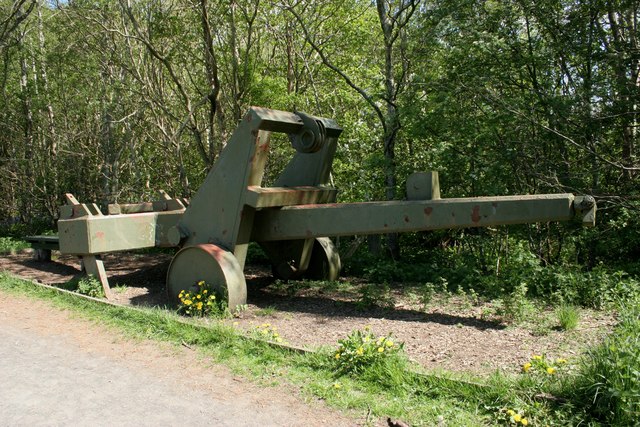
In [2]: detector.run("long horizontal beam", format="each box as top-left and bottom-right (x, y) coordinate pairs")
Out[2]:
(251, 194), (577, 241)
(58, 211), (183, 254)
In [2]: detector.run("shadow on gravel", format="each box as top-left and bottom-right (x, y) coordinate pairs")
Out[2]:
(247, 287), (505, 331)
(17, 259), (81, 277)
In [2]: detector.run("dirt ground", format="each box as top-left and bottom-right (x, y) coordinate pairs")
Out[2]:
(0, 290), (359, 426)
(0, 250), (616, 376)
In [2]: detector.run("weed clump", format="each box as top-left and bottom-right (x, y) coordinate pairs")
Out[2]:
(76, 276), (104, 298)
(555, 305), (579, 331)
(177, 280), (227, 317)
(333, 329), (404, 374)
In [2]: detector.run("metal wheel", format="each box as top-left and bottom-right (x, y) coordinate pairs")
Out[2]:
(166, 244), (247, 311)
(303, 238), (341, 281)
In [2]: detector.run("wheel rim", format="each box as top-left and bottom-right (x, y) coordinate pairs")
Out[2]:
(167, 244), (247, 311)
(304, 237), (341, 281)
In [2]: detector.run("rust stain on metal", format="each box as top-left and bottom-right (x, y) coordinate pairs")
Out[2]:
(199, 243), (226, 263)
(404, 215), (410, 223)
(471, 205), (481, 223)
(95, 231), (105, 239)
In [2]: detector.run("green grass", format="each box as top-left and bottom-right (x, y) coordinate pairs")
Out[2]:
(556, 305), (580, 331)
(563, 302), (640, 425)
(0, 236), (29, 254)
(1, 272), (633, 426)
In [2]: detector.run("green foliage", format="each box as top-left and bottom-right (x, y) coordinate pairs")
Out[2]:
(255, 306), (277, 317)
(0, 237), (29, 254)
(521, 354), (568, 380)
(495, 407), (530, 426)
(333, 329), (405, 379)
(495, 283), (535, 323)
(177, 280), (227, 317)
(556, 305), (579, 331)
(252, 323), (285, 344)
(356, 283), (394, 310)
(345, 232), (640, 311)
(245, 243), (270, 265)
(571, 303), (640, 425)
(76, 276), (104, 298)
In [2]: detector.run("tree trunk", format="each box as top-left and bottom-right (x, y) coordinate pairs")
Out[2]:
(19, 49), (34, 222)
(37, 1), (58, 218)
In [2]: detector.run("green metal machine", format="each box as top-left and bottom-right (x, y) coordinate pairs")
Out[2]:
(57, 107), (596, 307)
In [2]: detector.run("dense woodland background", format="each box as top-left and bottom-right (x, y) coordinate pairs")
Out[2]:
(1, 0), (638, 273)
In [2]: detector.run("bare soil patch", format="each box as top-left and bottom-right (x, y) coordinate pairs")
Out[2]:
(1, 250), (616, 376)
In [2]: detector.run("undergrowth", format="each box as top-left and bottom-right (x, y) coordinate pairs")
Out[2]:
(344, 234), (640, 311)
(564, 302), (640, 425)
(0, 236), (29, 254)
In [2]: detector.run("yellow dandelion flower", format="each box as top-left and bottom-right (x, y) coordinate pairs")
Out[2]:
(356, 347), (364, 356)
(378, 347), (384, 353)
(513, 414), (522, 422)
(386, 340), (394, 347)
(507, 409), (515, 416)
(206, 301), (212, 306)
(275, 337), (283, 343)
(523, 362), (532, 372)
(532, 355), (542, 360)
(197, 302), (203, 310)
(197, 294), (202, 299)
(198, 280), (205, 286)
(333, 382), (342, 389)
(556, 358), (567, 364)
(547, 367), (556, 375)
(335, 353), (341, 360)
(209, 295), (215, 300)
(185, 300), (192, 305)
(203, 289), (208, 294)
(521, 418), (528, 426)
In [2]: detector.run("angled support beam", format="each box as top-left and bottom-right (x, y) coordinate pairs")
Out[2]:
(82, 255), (112, 299)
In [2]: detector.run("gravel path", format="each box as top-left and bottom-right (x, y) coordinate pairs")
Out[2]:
(0, 291), (358, 426)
